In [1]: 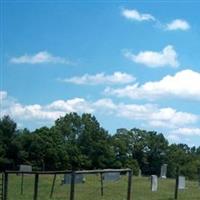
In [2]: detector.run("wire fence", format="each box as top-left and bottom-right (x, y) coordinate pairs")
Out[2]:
(1, 169), (132, 200)
(1, 167), (200, 200)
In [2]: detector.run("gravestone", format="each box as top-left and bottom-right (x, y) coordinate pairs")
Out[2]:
(138, 169), (142, 177)
(103, 172), (120, 181)
(19, 165), (32, 172)
(63, 173), (85, 184)
(178, 176), (185, 189)
(151, 175), (158, 192)
(160, 164), (167, 178)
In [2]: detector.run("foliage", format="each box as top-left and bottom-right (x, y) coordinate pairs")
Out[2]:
(0, 113), (200, 179)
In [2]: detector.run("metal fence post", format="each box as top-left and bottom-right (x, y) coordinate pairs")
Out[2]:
(21, 173), (24, 195)
(50, 174), (56, 198)
(3, 172), (8, 200)
(127, 170), (132, 200)
(33, 173), (39, 200)
(174, 166), (179, 200)
(100, 172), (104, 196)
(70, 171), (75, 200)
(198, 167), (200, 187)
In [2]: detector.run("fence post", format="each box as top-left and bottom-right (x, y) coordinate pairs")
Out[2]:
(50, 174), (56, 198)
(127, 170), (132, 200)
(198, 167), (200, 187)
(174, 166), (179, 200)
(33, 173), (39, 200)
(3, 172), (8, 200)
(100, 173), (104, 196)
(21, 173), (24, 195)
(70, 171), (75, 200)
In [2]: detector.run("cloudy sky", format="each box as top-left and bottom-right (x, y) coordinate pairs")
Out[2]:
(1, 1), (200, 146)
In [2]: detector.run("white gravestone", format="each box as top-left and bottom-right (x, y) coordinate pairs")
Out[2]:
(178, 176), (185, 189)
(160, 164), (167, 179)
(151, 175), (158, 192)
(103, 172), (120, 181)
(138, 169), (142, 177)
(19, 165), (32, 172)
(63, 173), (85, 184)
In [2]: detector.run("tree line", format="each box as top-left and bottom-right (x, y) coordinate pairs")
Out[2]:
(0, 113), (200, 179)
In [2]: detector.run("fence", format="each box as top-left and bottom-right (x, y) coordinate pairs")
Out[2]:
(131, 166), (200, 200)
(1, 168), (132, 200)
(1, 167), (200, 200)
(174, 166), (200, 200)
(0, 173), (3, 200)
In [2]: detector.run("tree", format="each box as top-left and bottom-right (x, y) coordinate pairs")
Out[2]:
(0, 116), (17, 170)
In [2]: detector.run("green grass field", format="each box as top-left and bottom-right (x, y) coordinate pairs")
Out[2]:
(5, 174), (200, 200)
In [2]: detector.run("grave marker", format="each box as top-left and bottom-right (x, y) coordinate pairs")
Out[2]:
(63, 173), (84, 184)
(151, 175), (158, 192)
(19, 165), (32, 172)
(178, 176), (185, 189)
(19, 164), (32, 195)
(160, 164), (167, 179)
(103, 172), (120, 181)
(138, 169), (142, 177)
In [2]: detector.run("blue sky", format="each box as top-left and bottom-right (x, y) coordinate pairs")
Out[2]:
(1, 1), (200, 146)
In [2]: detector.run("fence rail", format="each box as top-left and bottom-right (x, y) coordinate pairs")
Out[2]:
(2, 168), (132, 200)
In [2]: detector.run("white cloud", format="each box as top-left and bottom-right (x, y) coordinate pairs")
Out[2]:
(149, 108), (198, 128)
(105, 69), (200, 101)
(124, 45), (179, 68)
(60, 72), (135, 85)
(0, 93), (93, 122)
(122, 9), (155, 21)
(166, 19), (190, 31)
(1, 91), (199, 132)
(10, 51), (71, 64)
(170, 127), (200, 136)
(47, 98), (94, 113)
(93, 99), (117, 110)
(0, 91), (7, 101)
(3, 103), (65, 121)
(167, 134), (181, 142)
(115, 105), (197, 128)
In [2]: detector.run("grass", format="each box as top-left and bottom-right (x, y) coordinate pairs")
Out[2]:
(5, 174), (200, 200)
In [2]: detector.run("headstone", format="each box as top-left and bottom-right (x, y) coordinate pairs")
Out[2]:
(160, 164), (167, 178)
(138, 169), (142, 177)
(103, 172), (120, 181)
(151, 175), (158, 192)
(19, 165), (32, 172)
(63, 173), (85, 184)
(178, 176), (185, 189)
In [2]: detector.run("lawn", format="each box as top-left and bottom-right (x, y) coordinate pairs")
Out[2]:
(5, 174), (200, 200)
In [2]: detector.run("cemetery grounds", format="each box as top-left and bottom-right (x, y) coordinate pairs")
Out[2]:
(5, 174), (200, 200)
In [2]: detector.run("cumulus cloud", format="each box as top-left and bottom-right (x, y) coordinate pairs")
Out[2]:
(0, 92), (92, 122)
(60, 72), (135, 85)
(167, 134), (181, 142)
(10, 51), (71, 64)
(1, 91), (198, 131)
(123, 45), (179, 68)
(47, 98), (94, 113)
(0, 91), (7, 101)
(170, 127), (200, 136)
(105, 69), (200, 101)
(166, 19), (190, 31)
(116, 105), (198, 128)
(122, 9), (155, 21)
(148, 108), (198, 128)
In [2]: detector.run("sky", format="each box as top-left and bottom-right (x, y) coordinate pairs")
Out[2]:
(1, 0), (200, 146)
